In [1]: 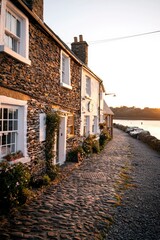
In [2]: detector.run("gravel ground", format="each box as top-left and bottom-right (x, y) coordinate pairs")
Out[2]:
(106, 128), (160, 240)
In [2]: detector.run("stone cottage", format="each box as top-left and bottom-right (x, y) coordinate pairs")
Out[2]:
(0, 0), (107, 175)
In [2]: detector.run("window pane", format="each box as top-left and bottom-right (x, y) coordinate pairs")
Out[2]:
(17, 19), (21, 37)
(3, 121), (8, 131)
(9, 109), (13, 119)
(11, 15), (17, 35)
(5, 11), (11, 30)
(12, 132), (16, 143)
(0, 121), (2, 131)
(0, 109), (2, 119)
(9, 120), (13, 130)
(3, 108), (8, 119)
(2, 134), (7, 145)
(14, 109), (18, 119)
(14, 120), (18, 130)
(7, 132), (11, 144)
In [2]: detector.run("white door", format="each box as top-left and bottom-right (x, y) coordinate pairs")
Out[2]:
(58, 116), (67, 165)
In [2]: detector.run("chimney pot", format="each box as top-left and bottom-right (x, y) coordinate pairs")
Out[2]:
(79, 35), (83, 42)
(74, 37), (78, 43)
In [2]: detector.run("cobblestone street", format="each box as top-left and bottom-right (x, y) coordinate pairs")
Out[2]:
(0, 128), (160, 239)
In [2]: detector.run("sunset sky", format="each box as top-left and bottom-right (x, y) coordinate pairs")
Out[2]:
(44, 0), (160, 108)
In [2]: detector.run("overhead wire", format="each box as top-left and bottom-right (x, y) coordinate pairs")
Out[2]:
(67, 30), (160, 45)
(89, 30), (160, 44)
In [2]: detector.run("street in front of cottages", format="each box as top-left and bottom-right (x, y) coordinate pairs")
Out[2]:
(0, 128), (160, 240)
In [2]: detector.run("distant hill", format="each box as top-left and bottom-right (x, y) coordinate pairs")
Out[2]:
(110, 106), (160, 120)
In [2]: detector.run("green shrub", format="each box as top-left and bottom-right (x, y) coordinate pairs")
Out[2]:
(92, 139), (100, 153)
(46, 164), (60, 181)
(67, 146), (85, 162)
(0, 162), (30, 209)
(82, 135), (100, 154)
(82, 137), (93, 155)
(43, 174), (51, 185)
(99, 130), (111, 150)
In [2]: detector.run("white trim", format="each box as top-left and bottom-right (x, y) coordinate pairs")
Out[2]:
(60, 50), (71, 87)
(0, 45), (31, 65)
(0, 95), (27, 106)
(60, 82), (72, 90)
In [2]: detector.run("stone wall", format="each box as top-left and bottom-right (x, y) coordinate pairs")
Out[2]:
(0, 8), (82, 175)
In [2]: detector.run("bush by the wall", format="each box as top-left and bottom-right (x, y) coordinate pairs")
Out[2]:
(99, 130), (111, 150)
(0, 162), (31, 209)
(66, 146), (85, 162)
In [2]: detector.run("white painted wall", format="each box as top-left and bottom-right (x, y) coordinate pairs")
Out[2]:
(81, 69), (101, 136)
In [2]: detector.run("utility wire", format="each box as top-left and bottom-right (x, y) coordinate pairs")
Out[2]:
(67, 30), (160, 45)
(89, 30), (160, 44)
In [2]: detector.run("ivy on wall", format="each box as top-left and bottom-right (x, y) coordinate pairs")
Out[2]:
(45, 111), (61, 178)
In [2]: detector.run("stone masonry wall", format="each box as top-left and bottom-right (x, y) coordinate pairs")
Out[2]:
(0, 11), (81, 175)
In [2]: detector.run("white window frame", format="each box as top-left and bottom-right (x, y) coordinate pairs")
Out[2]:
(60, 50), (72, 90)
(0, 96), (30, 164)
(85, 76), (91, 97)
(0, 0), (31, 65)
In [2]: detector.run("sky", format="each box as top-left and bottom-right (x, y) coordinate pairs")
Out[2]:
(44, 0), (160, 108)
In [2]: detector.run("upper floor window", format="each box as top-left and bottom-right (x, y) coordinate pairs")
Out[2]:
(86, 76), (91, 97)
(0, 1), (30, 64)
(60, 51), (72, 89)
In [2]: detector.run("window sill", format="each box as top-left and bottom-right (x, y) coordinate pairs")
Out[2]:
(0, 45), (31, 65)
(60, 82), (72, 90)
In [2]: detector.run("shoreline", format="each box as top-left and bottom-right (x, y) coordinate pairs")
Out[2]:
(113, 123), (160, 153)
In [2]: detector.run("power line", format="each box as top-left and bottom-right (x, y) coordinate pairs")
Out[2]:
(67, 30), (160, 45)
(88, 30), (160, 44)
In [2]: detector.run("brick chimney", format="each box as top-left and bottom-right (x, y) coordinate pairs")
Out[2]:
(22, 0), (44, 20)
(71, 35), (88, 65)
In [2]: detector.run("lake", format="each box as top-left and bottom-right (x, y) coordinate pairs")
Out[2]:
(113, 119), (160, 140)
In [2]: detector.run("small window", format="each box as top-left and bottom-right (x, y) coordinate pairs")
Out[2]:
(60, 51), (71, 89)
(67, 115), (74, 135)
(92, 116), (97, 133)
(86, 76), (91, 96)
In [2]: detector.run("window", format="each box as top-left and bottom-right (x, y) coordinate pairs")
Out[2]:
(86, 76), (91, 96)
(83, 116), (89, 136)
(0, 96), (29, 163)
(60, 51), (71, 89)
(67, 115), (74, 135)
(0, 1), (30, 64)
(0, 107), (18, 157)
(92, 116), (97, 133)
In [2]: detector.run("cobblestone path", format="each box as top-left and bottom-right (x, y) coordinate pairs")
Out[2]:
(106, 128), (160, 240)
(0, 128), (159, 239)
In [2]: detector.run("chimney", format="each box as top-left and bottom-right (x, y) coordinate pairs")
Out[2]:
(71, 35), (88, 65)
(22, 0), (44, 20)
